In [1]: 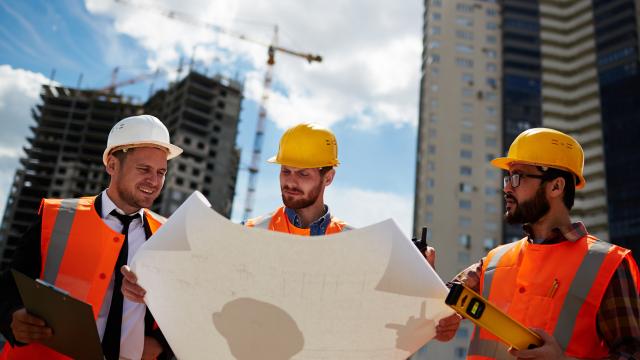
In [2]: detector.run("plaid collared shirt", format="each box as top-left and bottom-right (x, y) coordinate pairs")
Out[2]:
(453, 222), (640, 359)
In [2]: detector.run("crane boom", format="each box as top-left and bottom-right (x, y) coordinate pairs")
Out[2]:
(112, 0), (323, 221)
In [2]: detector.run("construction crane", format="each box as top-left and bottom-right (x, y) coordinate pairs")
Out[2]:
(98, 67), (162, 94)
(113, 0), (322, 222)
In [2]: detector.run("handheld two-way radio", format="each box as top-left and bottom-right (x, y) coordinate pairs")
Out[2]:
(412, 227), (429, 253)
(445, 282), (543, 350)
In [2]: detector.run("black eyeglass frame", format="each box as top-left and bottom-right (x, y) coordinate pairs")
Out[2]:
(502, 173), (549, 188)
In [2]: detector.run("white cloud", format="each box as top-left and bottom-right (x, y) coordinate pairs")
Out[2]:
(325, 186), (413, 237)
(84, 0), (422, 130)
(0, 65), (53, 216)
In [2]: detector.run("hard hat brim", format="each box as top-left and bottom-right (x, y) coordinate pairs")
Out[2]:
(267, 155), (339, 168)
(102, 141), (183, 166)
(491, 157), (586, 189)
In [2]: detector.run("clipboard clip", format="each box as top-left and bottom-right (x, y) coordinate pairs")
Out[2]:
(35, 278), (70, 297)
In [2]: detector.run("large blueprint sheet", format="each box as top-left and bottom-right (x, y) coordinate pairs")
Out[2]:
(132, 192), (453, 359)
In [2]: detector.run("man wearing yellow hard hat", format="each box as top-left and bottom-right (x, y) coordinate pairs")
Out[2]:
(431, 128), (640, 358)
(245, 123), (352, 234)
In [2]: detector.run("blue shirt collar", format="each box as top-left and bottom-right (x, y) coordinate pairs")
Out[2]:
(284, 205), (332, 236)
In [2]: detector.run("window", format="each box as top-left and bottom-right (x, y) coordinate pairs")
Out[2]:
(456, 16), (474, 27)
(427, 161), (436, 171)
(429, 41), (441, 49)
(427, 178), (435, 188)
(429, 54), (440, 64)
(432, 0), (442, 6)
(430, 84), (439, 92)
(462, 88), (474, 97)
(456, 58), (474, 68)
(485, 123), (497, 132)
(459, 216), (472, 228)
(430, 67), (440, 76)
(460, 166), (472, 176)
(428, 128), (437, 138)
(486, 8), (498, 16)
(458, 234), (471, 248)
(431, 26), (441, 35)
(486, 77), (498, 89)
(486, 22), (498, 30)
(459, 199), (472, 209)
(430, 114), (438, 123)
(456, 30), (473, 40)
(432, 12), (442, 20)
(430, 99), (439, 108)
(485, 221), (498, 231)
(485, 186), (498, 196)
(486, 63), (497, 72)
(485, 153), (495, 162)
(486, 35), (497, 44)
(483, 238), (496, 251)
(460, 182), (474, 192)
(427, 195), (434, 205)
(462, 73), (474, 85)
(428, 145), (436, 154)
(486, 168), (498, 179)
(463, 103), (473, 113)
(486, 107), (497, 117)
(485, 203), (498, 213)
(458, 251), (470, 263)
(461, 133), (473, 144)
(426, 212), (433, 223)
(486, 137), (497, 147)
(460, 149), (473, 159)
(456, 43), (473, 53)
(485, 91), (497, 101)
(462, 119), (473, 128)
(456, 3), (474, 12)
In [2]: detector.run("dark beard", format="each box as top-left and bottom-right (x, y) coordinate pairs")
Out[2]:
(281, 182), (322, 210)
(505, 185), (550, 225)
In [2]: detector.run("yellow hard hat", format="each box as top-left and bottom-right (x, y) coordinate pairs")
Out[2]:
(268, 123), (340, 168)
(491, 128), (586, 189)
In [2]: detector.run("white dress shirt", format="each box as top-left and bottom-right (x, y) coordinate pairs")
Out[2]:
(96, 191), (147, 360)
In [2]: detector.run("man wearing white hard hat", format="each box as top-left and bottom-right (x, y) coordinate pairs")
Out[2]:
(0, 115), (181, 360)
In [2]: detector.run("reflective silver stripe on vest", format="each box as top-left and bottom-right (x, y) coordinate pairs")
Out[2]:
(341, 224), (354, 231)
(252, 214), (273, 230)
(553, 240), (613, 350)
(468, 328), (512, 359)
(42, 199), (80, 284)
(482, 241), (519, 297)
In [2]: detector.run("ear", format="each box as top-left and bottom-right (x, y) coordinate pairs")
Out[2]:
(548, 177), (565, 199)
(323, 169), (335, 187)
(105, 155), (118, 176)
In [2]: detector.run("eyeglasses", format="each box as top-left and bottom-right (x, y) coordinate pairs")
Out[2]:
(503, 173), (547, 188)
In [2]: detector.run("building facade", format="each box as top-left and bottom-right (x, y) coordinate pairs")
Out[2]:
(144, 71), (243, 218)
(0, 71), (244, 269)
(413, 0), (503, 358)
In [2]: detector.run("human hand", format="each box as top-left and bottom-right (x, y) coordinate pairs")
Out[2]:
(508, 328), (567, 359)
(141, 336), (163, 360)
(434, 313), (462, 342)
(10, 308), (52, 343)
(121, 265), (146, 303)
(424, 246), (436, 269)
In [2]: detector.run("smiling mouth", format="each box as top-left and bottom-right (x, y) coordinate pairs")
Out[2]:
(139, 186), (154, 195)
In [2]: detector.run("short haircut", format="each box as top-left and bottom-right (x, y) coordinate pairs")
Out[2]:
(319, 166), (333, 176)
(537, 166), (576, 210)
(111, 148), (136, 165)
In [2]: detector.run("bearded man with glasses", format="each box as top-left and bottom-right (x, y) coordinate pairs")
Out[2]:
(429, 128), (639, 360)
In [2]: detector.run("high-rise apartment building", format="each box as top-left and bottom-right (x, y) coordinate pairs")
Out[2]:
(0, 71), (244, 270)
(413, 0), (640, 357)
(0, 86), (141, 269)
(144, 71), (243, 218)
(413, 0), (503, 358)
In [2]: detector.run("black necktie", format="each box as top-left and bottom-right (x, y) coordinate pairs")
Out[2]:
(102, 210), (139, 360)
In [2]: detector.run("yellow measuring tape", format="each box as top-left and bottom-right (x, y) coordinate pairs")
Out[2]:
(445, 283), (543, 350)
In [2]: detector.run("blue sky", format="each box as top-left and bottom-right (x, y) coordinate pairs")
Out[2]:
(0, 0), (422, 236)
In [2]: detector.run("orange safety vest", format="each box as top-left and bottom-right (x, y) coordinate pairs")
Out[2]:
(1, 196), (164, 360)
(467, 235), (639, 360)
(246, 206), (352, 235)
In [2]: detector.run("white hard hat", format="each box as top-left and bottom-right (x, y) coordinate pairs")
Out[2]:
(102, 115), (183, 166)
